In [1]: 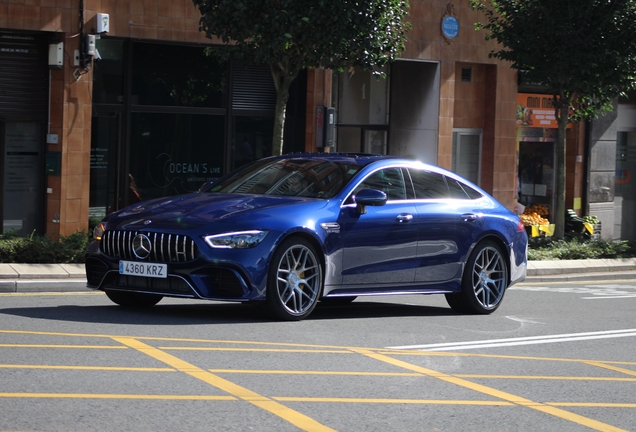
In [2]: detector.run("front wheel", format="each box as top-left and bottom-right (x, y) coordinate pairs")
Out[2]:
(105, 290), (163, 308)
(266, 238), (323, 321)
(446, 240), (508, 314)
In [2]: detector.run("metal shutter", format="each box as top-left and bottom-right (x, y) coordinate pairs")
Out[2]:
(0, 32), (48, 122)
(232, 63), (276, 111)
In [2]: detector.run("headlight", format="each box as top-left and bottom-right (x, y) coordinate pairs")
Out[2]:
(93, 222), (107, 241)
(204, 230), (268, 249)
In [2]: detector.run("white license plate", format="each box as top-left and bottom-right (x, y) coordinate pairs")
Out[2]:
(119, 261), (167, 279)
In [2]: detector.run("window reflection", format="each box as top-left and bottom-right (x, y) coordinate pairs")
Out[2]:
(207, 159), (361, 199)
(129, 113), (225, 201)
(132, 43), (227, 108)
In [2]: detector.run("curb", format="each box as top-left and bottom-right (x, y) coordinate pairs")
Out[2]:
(0, 279), (89, 293)
(0, 263), (87, 293)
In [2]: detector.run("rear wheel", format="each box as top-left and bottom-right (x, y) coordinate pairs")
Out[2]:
(105, 290), (163, 308)
(266, 238), (323, 321)
(446, 240), (508, 314)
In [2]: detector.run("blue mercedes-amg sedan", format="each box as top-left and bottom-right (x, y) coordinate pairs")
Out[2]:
(85, 153), (527, 320)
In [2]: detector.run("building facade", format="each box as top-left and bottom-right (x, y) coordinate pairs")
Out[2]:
(0, 0), (596, 239)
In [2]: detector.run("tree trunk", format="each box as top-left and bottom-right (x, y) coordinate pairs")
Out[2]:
(270, 66), (296, 156)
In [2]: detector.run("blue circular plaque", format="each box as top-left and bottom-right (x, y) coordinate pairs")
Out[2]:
(442, 15), (459, 39)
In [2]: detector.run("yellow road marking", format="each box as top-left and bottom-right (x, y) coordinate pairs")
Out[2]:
(212, 369), (636, 381)
(1, 328), (634, 430)
(210, 369), (421, 376)
(0, 392), (234, 400)
(273, 397), (513, 405)
(2, 329), (635, 367)
(0, 364), (173, 372)
(160, 347), (351, 354)
(0, 330), (358, 350)
(456, 374), (636, 382)
(380, 350), (636, 365)
(354, 349), (628, 432)
(113, 337), (336, 432)
(584, 361), (636, 377)
(0, 344), (126, 349)
(547, 402), (636, 408)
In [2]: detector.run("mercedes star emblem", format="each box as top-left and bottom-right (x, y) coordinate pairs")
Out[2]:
(132, 234), (152, 259)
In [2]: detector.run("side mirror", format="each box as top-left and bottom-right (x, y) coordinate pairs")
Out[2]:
(198, 181), (215, 193)
(354, 188), (387, 214)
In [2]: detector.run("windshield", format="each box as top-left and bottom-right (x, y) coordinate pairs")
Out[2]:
(203, 158), (362, 198)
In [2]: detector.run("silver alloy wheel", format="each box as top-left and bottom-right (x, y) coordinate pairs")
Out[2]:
(275, 243), (321, 316)
(470, 245), (506, 309)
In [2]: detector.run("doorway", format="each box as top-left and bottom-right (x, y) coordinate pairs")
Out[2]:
(452, 128), (482, 185)
(1, 122), (44, 235)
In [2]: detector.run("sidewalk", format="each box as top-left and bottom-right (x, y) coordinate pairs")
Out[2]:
(526, 258), (636, 283)
(2, 259), (636, 293)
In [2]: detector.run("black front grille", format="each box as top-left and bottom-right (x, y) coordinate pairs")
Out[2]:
(101, 230), (199, 262)
(85, 258), (109, 286)
(208, 268), (245, 297)
(105, 274), (193, 295)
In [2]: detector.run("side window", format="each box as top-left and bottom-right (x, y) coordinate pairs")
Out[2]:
(446, 177), (470, 199)
(460, 181), (483, 199)
(445, 177), (483, 199)
(409, 169), (449, 199)
(354, 168), (406, 200)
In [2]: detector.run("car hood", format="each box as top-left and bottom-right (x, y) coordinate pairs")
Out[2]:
(104, 193), (329, 231)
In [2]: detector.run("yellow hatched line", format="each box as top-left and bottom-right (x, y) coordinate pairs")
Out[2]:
(354, 349), (628, 432)
(378, 350), (636, 366)
(113, 337), (336, 432)
(583, 361), (636, 377)
(0, 392), (234, 401)
(209, 369), (421, 376)
(456, 374), (636, 382)
(2, 329), (636, 367)
(547, 402), (636, 408)
(160, 347), (351, 354)
(0, 330), (357, 350)
(0, 344), (126, 349)
(273, 397), (513, 405)
(0, 364), (174, 372)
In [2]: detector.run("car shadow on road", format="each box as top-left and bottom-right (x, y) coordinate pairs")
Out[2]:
(0, 299), (456, 325)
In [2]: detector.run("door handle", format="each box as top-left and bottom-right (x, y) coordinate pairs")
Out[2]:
(397, 214), (413, 223)
(462, 213), (477, 222)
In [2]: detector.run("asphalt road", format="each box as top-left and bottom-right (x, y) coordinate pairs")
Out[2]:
(0, 278), (635, 432)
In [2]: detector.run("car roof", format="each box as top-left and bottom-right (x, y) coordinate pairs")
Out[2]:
(275, 152), (454, 174)
(275, 152), (400, 166)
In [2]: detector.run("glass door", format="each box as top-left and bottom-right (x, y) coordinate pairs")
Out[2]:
(89, 112), (121, 227)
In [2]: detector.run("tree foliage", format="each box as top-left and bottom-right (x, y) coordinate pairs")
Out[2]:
(471, 0), (636, 238)
(192, 0), (410, 155)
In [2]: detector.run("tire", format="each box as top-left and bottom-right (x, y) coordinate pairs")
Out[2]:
(105, 290), (163, 308)
(446, 240), (508, 314)
(266, 237), (323, 321)
(320, 296), (357, 304)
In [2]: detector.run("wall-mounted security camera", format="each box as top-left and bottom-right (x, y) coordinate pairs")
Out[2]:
(86, 34), (96, 56)
(93, 48), (102, 62)
(48, 42), (63, 69)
